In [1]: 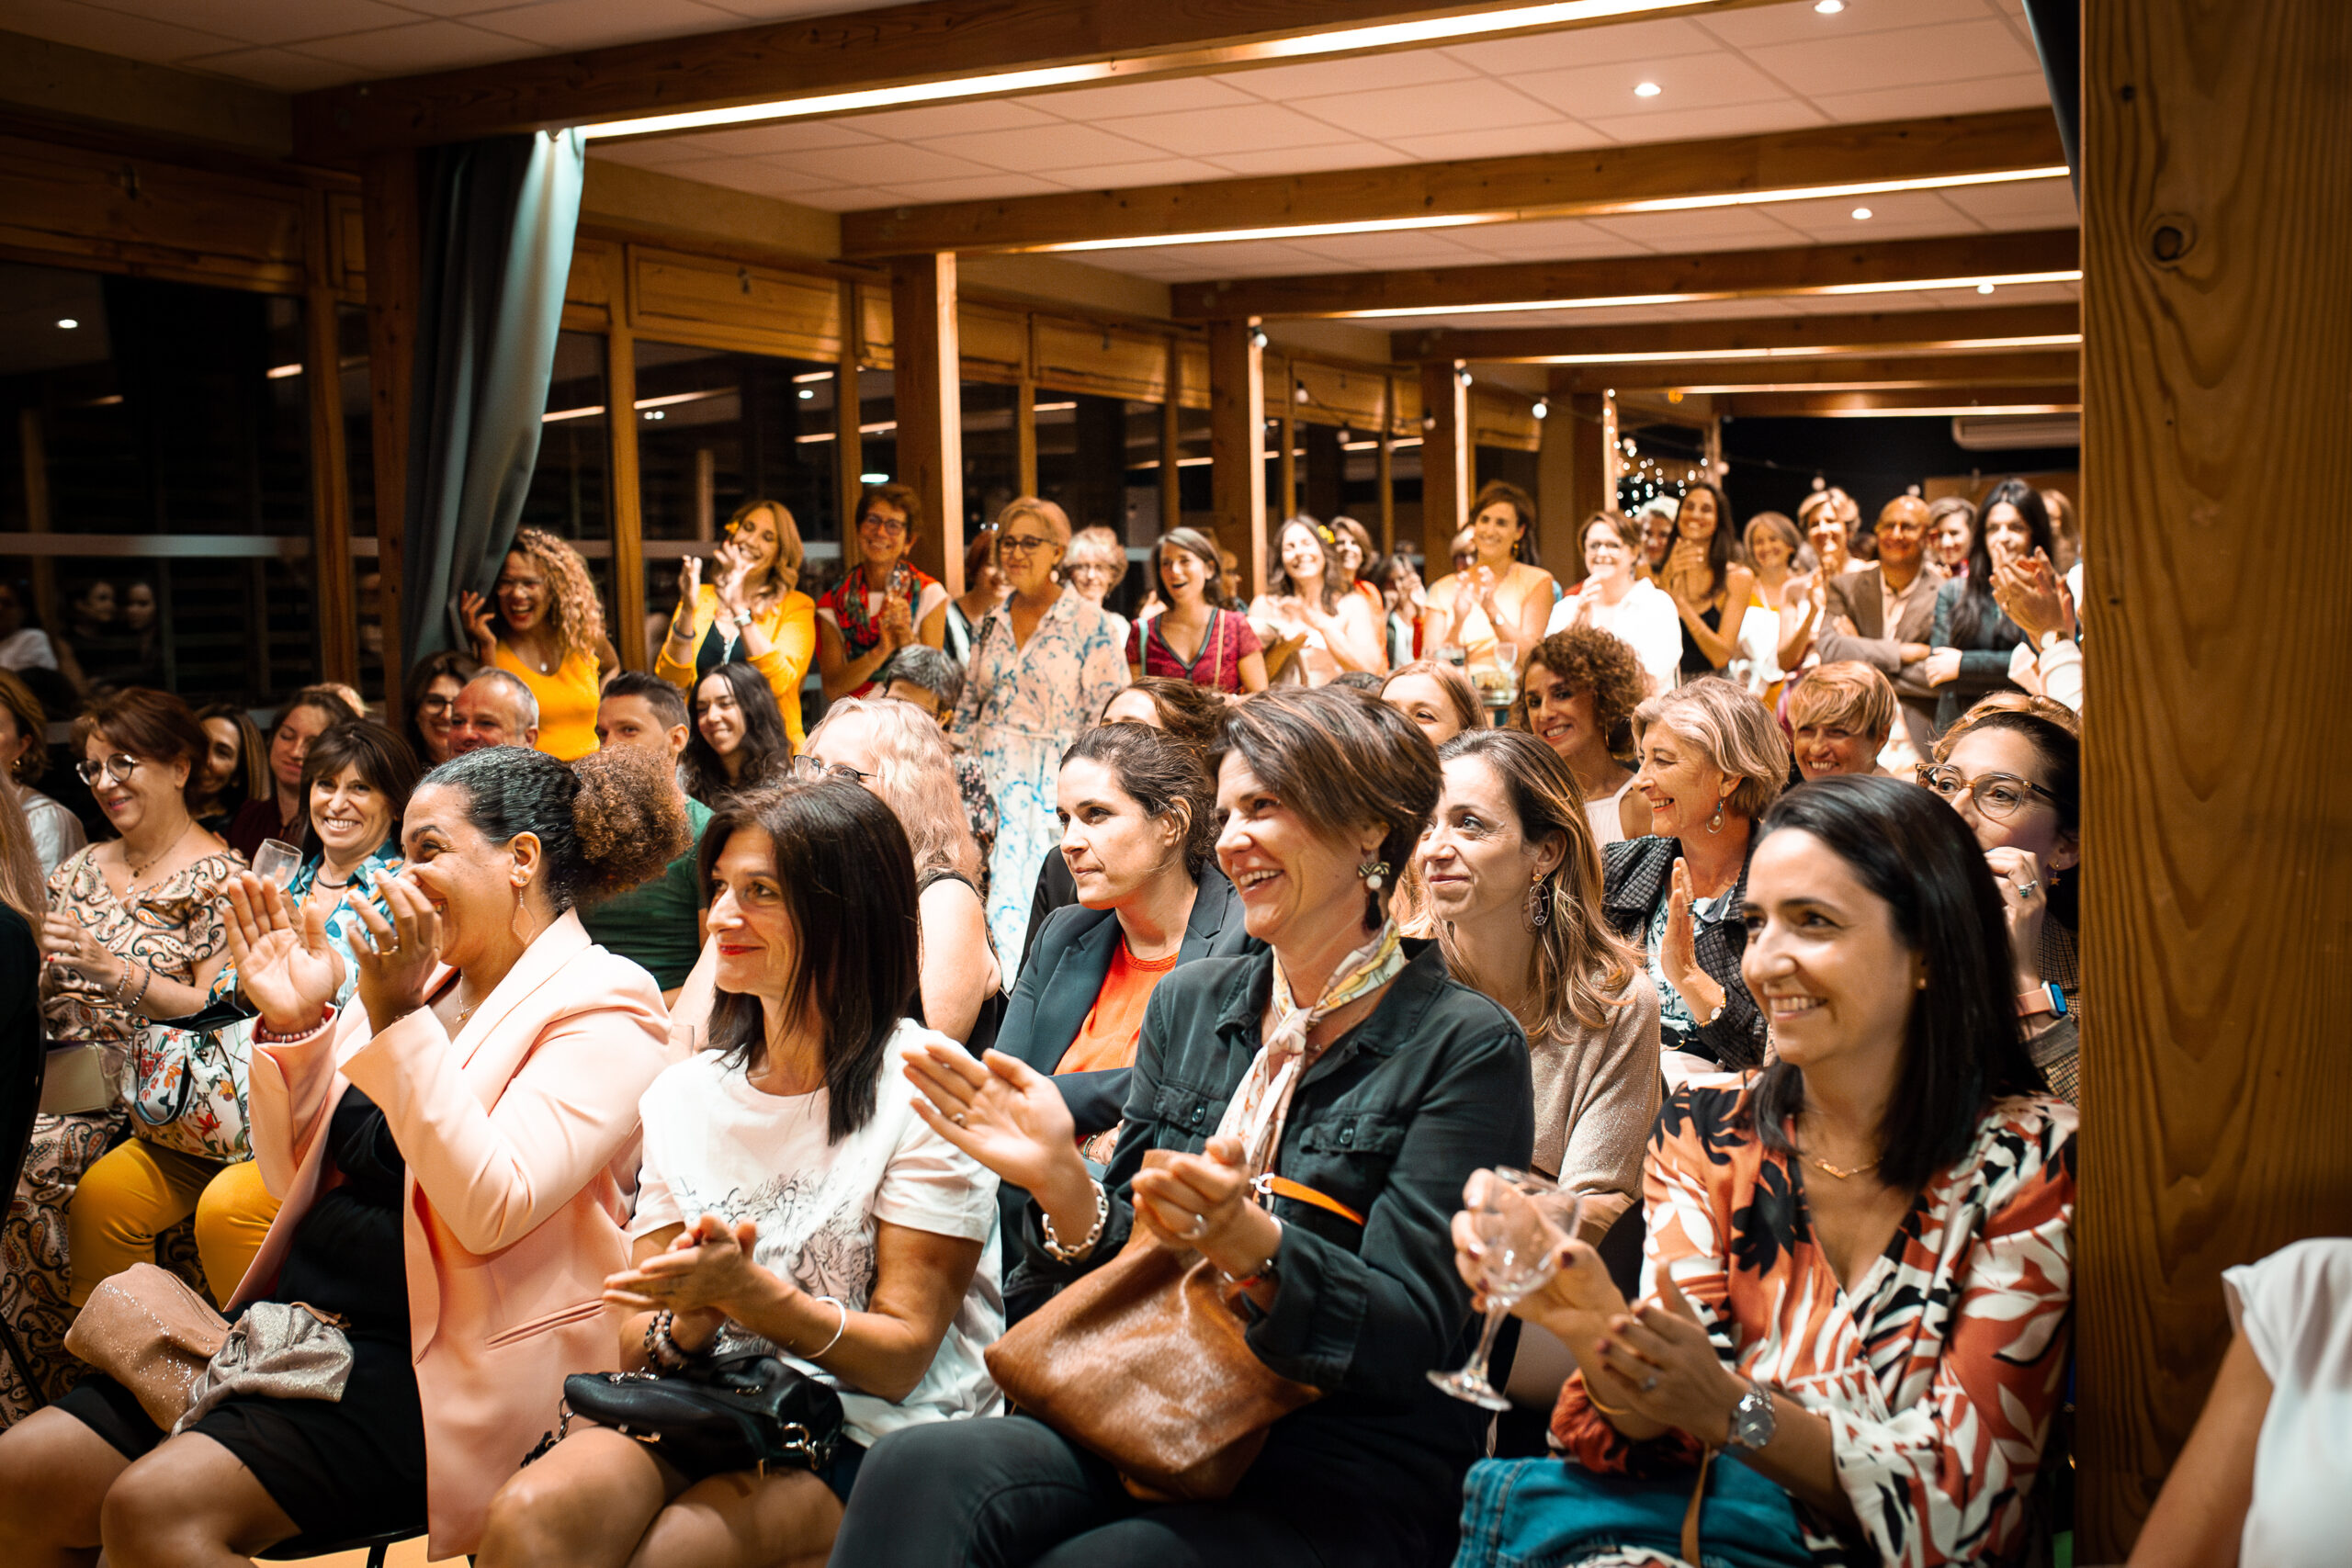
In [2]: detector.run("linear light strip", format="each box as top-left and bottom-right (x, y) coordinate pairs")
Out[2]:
(577, 0), (1697, 141)
(1532, 333), (2081, 365)
(1336, 270), (2083, 321)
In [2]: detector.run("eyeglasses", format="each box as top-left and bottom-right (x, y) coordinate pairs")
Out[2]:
(75, 752), (143, 787)
(793, 754), (874, 785)
(857, 513), (909, 537)
(1916, 765), (2058, 819)
(417, 694), (456, 716)
(998, 534), (1057, 558)
(1067, 562), (1115, 580)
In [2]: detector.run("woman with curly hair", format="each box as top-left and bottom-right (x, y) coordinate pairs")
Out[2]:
(1512, 626), (1648, 846)
(656, 499), (819, 752)
(461, 527), (621, 761)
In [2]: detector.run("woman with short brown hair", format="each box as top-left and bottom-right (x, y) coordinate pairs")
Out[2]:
(1786, 660), (1899, 780)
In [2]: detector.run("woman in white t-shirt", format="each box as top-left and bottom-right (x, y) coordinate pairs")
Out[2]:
(1547, 510), (1681, 697)
(478, 782), (1001, 1568)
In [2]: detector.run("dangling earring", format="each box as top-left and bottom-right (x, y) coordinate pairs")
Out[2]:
(1707, 799), (1725, 835)
(1358, 859), (1391, 892)
(1524, 873), (1550, 931)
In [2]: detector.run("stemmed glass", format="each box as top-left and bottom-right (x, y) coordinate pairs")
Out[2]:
(251, 839), (302, 889)
(1429, 1167), (1582, 1411)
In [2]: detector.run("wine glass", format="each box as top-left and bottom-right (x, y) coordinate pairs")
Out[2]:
(1429, 1168), (1583, 1411)
(252, 839), (302, 889)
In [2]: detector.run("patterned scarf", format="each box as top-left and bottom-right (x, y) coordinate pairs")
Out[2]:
(1216, 921), (1407, 1179)
(833, 558), (921, 657)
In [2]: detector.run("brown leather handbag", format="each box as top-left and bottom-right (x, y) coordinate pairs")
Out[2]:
(63, 1262), (232, 1427)
(983, 1150), (1359, 1502)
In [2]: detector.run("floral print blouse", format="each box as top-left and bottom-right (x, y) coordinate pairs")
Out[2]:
(41, 844), (245, 1087)
(1553, 1081), (2077, 1567)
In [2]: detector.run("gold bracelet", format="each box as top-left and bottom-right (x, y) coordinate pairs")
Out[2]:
(1585, 1392), (1636, 1416)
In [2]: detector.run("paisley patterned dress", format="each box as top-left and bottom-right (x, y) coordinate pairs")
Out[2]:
(951, 587), (1126, 962)
(1535, 1082), (2076, 1566)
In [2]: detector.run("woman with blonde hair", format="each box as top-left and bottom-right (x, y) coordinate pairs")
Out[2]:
(1736, 510), (1807, 704)
(1380, 659), (1486, 747)
(808, 697), (1001, 1047)
(461, 526), (621, 761)
(1603, 676), (1790, 1071)
(658, 497), (819, 751)
(1787, 660), (1899, 780)
(1420, 480), (1556, 696)
(955, 497), (1127, 961)
(1250, 516), (1385, 684)
(0, 669), (85, 875)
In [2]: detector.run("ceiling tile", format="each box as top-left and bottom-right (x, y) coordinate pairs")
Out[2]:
(1380, 120), (1611, 164)
(1446, 217), (1646, 258)
(1808, 73), (2051, 122)
(1024, 75), (1261, 122)
(466, 0), (740, 51)
(1037, 157), (1232, 190)
(649, 118), (880, 156)
(842, 99), (1062, 140)
(1225, 49), (1481, 102)
(1578, 98), (1829, 143)
(1201, 142), (1408, 177)
(787, 186), (891, 211)
(695, 0), (905, 16)
(779, 141), (1001, 185)
(701, 157), (875, 197)
(1765, 187), (1980, 231)
(1696, 0), (2001, 49)
(1282, 231), (1492, 266)
(1505, 51), (1795, 118)
(1440, 16), (1722, 73)
(1935, 176), (2079, 228)
(1747, 17), (2040, 88)
(587, 140), (720, 168)
(292, 18), (531, 71)
(87, 0), (415, 47)
(175, 44), (362, 90)
(871, 173), (1066, 204)
(1099, 102), (1364, 157)
(0, 0), (241, 60)
(918, 123), (1170, 175)
(1289, 79), (1564, 140)
(1581, 206), (1804, 248)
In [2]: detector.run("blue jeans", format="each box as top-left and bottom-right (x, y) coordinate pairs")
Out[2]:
(1452, 1454), (1813, 1568)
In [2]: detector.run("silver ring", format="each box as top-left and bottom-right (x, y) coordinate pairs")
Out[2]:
(1641, 1374), (1660, 1393)
(2013, 878), (2039, 897)
(1183, 1214), (1211, 1240)
(950, 1111), (967, 1128)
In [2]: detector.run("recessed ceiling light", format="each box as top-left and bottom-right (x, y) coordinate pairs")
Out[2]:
(798, 388), (815, 399)
(1815, 0), (1844, 14)
(1634, 81), (1662, 96)
(56, 318), (77, 330)
(1851, 206), (1873, 220)
(1978, 282), (1996, 294)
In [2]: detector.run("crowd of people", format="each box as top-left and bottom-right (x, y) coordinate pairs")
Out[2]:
(0, 468), (2305, 1568)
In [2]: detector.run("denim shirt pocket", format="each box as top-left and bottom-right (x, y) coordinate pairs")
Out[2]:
(1146, 1080), (1228, 1151)
(1271, 1111), (1408, 1246)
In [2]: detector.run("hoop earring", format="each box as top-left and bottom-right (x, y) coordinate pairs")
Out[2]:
(1358, 859), (1391, 892)
(1524, 874), (1551, 931)
(1707, 800), (1725, 835)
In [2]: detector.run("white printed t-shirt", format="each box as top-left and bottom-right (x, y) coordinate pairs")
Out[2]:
(631, 1020), (1004, 1448)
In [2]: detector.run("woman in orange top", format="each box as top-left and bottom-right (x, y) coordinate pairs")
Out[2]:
(462, 528), (619, 761)
(656, 499), (820, 752)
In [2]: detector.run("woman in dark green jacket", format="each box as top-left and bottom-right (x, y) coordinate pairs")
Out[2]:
(851, 685), (1535, 1568)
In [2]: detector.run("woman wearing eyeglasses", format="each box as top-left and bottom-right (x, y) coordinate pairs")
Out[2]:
(1920, 694), (2081, 1101)
(401, 651), (481, 769)
(954, 498), (1128, 963)
(6, 689), (245, 1411)
(818, 483), (950, 703)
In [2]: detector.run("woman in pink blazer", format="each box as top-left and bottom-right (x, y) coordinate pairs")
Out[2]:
(0, 744), (688, 1566)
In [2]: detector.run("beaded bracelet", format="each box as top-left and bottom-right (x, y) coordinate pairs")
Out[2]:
(1041, 1180), (1110, 1263)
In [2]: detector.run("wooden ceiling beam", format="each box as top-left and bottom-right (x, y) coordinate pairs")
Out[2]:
(841, 107), (2066, 257)
(1404, 300), (2078, 364)
(292, 0), (1791, 160)
(1546, 348), (2079, 393)
(1719, 385), (2080, 417)
(1175, 229), (2078, 320)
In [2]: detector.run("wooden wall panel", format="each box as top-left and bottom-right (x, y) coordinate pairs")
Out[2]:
(1033, 315), (1167, 400)
(628, 244), (843, 359)
(2076, 0), (2352, 1558)
(1289, 358), (1388, 431)
(958, 299), (1030, 384)
(1178, 339), (1211, 412)
(858, 283), (892, 369)
(0, 133), (307, 292)
(1471, 384), (1540, 452)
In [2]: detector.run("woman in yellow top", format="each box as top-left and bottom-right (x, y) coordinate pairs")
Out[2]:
(655, 499), (819, 752)
(461, 527), (619, 761)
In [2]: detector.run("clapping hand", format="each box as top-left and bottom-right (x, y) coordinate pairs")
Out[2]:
(222, 872), (344, 1033)
(905, 1043), (1079, 1196)
(1993, 547), (2075, 644)
(346, 868), (445, 1034)
(1589, 1275), (1747, 1440)
(675, 554), (703, 611)
(1659, 857), (1724, 1027)
(605, 1213), (763, 1321)
(1131, 1135), (1256, 1260)
(879, 592), (915, 649)
(458, 591), (497, 659)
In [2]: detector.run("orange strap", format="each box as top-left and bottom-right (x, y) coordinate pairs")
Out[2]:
(1255, 1174), (1366, 1227)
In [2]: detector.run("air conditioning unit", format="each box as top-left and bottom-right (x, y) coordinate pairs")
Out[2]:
(1951, 413), (2080, 451)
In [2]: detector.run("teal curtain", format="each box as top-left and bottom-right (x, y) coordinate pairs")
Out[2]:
(401, 129), (585, 665)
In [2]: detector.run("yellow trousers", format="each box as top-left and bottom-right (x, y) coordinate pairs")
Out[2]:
(68, 1138), (280, 1309)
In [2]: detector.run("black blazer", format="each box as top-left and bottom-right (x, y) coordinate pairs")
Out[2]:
(1601, 835), (1767, 1069)
(997, 866), (1257, 1136)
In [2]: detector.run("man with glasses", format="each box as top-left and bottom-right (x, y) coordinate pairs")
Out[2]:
(1816, 494), (1946, 753)
(447, 669), (540, 756)
(815, 482), (951, 702)
(580, 672), (708, 999)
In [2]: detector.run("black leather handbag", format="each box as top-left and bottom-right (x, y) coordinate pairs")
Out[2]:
(558, 1348), (846, 1478)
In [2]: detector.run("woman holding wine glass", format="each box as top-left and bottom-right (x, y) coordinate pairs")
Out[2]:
(831, 686), (1534, 1568)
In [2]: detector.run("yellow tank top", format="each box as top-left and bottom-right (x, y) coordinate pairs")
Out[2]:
(493, 641), (601, 761)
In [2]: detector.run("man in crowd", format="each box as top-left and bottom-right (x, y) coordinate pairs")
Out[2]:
(447, 668), (540, 755)
(876, 646), (997, 884)
(1815, 493), (1945, 753)
(578, 671), (711, 1000)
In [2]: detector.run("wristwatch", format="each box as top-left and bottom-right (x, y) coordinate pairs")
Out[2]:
(1724, 1380), (1776, 1452)
(2016, 982), (2068, 1020)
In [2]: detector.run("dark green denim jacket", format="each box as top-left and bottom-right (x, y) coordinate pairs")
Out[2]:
(1016, 940), (1535, 1546)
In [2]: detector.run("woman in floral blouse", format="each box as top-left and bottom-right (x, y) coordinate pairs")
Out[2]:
(1453, 774), (2075, 1568)
(5, 689), (243, 1416)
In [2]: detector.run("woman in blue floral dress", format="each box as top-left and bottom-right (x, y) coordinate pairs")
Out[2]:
(952, 498), (1127, 962)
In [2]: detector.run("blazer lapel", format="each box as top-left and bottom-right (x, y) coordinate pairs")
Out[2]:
(1026, 910), (1122, 1072)
(453, 910), (594, 1104)
(1180, 869), (1239, 960)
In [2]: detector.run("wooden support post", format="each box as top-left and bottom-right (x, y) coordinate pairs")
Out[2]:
(1702, 416), (1724, 487)
(1600, 394), (1622, 502)
(888, 253), (965, 595)
(836, 281), (864, 570)
(1159, 338), (1182, 534)
(2076, 0), (2352, 1558)
(1015, 378), (1039, 498)
(1276, 404), (1297, 523)
(17, 410), (55, 641)
(605, 318), (648, 672)
(1206, 317), (1266, 598)
(1566, 393), (1605, 539)
(360, 148), (417, 723)
(300, 192), (358, 691)
(1419, 358), (1471, 565)
(1535, 400), (1577, 575)
(1377, 375), (1396, 557)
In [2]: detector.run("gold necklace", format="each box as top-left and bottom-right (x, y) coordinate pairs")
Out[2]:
(124, 820), (195, 884)
(1806, 1153), (1882, 1180)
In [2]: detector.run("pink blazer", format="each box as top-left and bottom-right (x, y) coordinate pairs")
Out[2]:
(233, 910), (669, 1559)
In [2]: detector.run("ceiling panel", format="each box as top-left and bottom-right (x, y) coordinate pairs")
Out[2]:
(1285, 79), (1565, 140)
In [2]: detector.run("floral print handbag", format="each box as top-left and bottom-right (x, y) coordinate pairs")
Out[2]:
(128, 996), (259, 1163)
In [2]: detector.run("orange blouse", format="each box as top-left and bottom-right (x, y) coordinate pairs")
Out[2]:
(1055, 939), (1181, 1077)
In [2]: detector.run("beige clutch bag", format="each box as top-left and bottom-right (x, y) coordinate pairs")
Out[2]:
(63, 1262), (231, 1427)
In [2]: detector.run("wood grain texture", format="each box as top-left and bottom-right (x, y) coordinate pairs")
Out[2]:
(301, 186), (358, 689)
(888, 253), (965, 593)
(605, 310), (648, 673)
(293, 0), (1785, 159)
(1718, 385), (2077, 417)
(1159, 341), (1182, 533)
(1545, 349), (2078, 394)
(2076, 0), (2352, 1557)
(1175, 229), (2079, 320)
(0, 131), (308, 293)
(360, 149), (416, 719)
(835, 280), (865, 571)
(1401, 302), (2078, 365)
(843, 109), (2064, 257)
(1207, 318), (1265, 598)
(1419, 359), (1469, 562)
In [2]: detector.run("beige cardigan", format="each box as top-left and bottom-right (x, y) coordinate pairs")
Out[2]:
(1528, 976), (1662, 1233)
